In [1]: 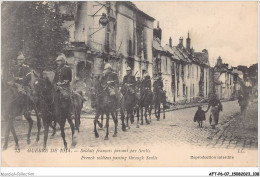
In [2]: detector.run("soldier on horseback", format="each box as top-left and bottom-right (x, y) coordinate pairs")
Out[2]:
(53, 53), (73, 114)
(122, 66), (137, 96)
(141, 72), (152, 93)
(153, 73), (166, 120)
(153, 73), (164, 95)
(100, 63), (120, 104)
(11, 52), (33, 100)
(136, 72), (141, 92)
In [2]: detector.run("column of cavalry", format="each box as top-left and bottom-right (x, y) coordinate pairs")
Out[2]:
(2, 53), (167, 150)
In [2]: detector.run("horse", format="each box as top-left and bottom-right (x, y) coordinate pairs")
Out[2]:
(33, 74), (76, 149)
(122, 84), (138, 129)
(2, 72), (41, 150)
(153, 89), (166, 121)
(71, 90), (86, 131)
(139, 88), (153, 126)
(90, 77), (125, 140)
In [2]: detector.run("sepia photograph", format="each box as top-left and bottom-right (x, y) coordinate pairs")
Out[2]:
(1, 0), (258, 173)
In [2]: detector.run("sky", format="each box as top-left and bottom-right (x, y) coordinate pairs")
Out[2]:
(134, 1), (258, 67)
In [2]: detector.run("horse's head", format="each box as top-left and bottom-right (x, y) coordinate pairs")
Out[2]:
(33, 73), (53, 99)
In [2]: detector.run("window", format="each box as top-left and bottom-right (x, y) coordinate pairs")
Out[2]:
(136, 25), (144, 56)
(76, 61), (88, 79)
(183, 84), (186, 96)
(128, 40), (132, 56)
(192, 66), (194, 78)
(197, 66), (199, 79)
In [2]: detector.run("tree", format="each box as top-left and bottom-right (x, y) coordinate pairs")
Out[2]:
(2, 2), (69, 80)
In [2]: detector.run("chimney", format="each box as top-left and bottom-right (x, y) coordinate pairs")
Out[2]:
(186, 32), (191, 51)
(179, 37), (183, 46)
(169, 37), (172, 47)
(153, 21), (162, 41)
(217, 56), (222, 65)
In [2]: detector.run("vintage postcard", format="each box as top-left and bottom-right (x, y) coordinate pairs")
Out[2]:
(1, 1), (258, 169)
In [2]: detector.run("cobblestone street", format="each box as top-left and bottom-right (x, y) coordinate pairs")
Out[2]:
(3, 100), (257, 151)
(207, 101), (258, 150)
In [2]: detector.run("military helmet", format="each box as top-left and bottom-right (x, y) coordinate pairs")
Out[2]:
(126, 66), (132, 71)
(17, 52), (25, 60)
(55, 53), (66, 62)
(144, 72), (149, 78)
(104, 63), (112, 70)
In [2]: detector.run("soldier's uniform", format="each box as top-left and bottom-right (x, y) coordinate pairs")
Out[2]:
(13, 64), (31, 85)
(101, 70), (119, 96)
(141, 75), (152, 92)
(53, 64), (72, 99)
(11, 53), (32, 98)
(153, 77), (164, 94)
(100, 63), (121, 105)
(122, 73), (136, 95)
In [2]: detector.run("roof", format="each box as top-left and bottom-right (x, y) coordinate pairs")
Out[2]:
(232, 70), (243, 75)
(194, 52), (210, 66)
(153, 38), (164, 52)
(164, 44), (191, 63)
(119, 1), (155, 21)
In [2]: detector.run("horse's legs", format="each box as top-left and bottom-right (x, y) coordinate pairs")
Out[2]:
(156, 104), (160, 121)
(10, 122), (19, 150)
(50, 120), (57, 137)
(141, 107), (144, 125)
(67, 117), (76, 147)
(120, 109), (126, 131)
(136, 107), (140, 128)
(33, 103), (41, 142)
(74, 111), (80, 133)
(163, 102), (166, 119)
(154, 103), (157, 118)
(145, 107), (149, 124)
(104, 112), (110, 140)
(24, 112), (33, 144)
(94, 112), (100, 138)
(3, 117), (12, 150)
(111, 111), (118, 137)
(59, 119), (67, 149)
(126, 111), (129, 128)
(42, 118), (50, 149)
(149, 105), (152, 123)
(130, 108), (134, 124)
(97, 114), (103, 128)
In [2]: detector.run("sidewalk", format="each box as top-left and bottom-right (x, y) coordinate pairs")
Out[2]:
(207, 101), (258, 149)
(79, 98), (233, 119)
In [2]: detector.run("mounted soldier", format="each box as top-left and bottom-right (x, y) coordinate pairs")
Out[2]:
(122, 66), (138, 126)
(53, 54), (73, 112)
(153, 73), (166, 120)
(100, 63), (120, 103)
(122, 66), (137, 96)
(136, 72), (141, 92)
(11, 52), (32, 99)
(153, 73), (164, 94)
(141, 72), (152, 94)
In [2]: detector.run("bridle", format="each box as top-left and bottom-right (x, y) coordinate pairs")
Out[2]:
(35, 79), (55, 106)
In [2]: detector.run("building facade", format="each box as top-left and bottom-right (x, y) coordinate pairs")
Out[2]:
(153, 30), (210, 104)
(58, 1), (155, 100)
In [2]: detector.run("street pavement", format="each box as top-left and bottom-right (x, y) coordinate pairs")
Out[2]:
(1, 100), (258, 150)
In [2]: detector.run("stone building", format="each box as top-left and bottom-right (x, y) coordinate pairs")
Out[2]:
(214, 56), (235, 100)
(153, 29), (210, 104)
(58, 1), (155, 101)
